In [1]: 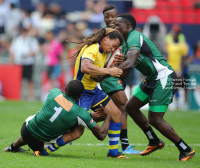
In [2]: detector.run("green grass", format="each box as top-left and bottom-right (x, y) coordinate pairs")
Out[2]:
(0, 101), (199, 168)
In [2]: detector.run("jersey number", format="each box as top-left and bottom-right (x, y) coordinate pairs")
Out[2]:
(50, 107), (62, 122)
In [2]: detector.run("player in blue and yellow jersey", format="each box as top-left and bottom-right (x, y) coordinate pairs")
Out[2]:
(68, 28), (128, 158)
(115, 14), (195, 161)
(3, 80), (111, 156)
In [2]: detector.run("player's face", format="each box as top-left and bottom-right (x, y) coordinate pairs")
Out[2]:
(115, 17), (128, 39)
(104, 9), (118, 29)
(100, 36), (120, 53)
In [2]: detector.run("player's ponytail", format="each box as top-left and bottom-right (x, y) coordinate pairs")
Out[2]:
(66, 28), (106, 59)
(67, 28), (123, 59)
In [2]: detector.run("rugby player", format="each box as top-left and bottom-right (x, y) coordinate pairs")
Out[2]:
(115, 14), (195, 161)
(3, 80), (111, 156)
(100, 5), (140, 154)
(70, 28), (129, 158)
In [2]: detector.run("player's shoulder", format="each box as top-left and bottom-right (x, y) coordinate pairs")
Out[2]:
(48, 88), (63, 98)
(85, 43), (99, 53)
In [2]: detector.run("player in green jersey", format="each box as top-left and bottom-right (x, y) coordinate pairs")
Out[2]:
(101, 5), (140, 154)
(115, 14), (195, 161)
(3, 80), (111, 156)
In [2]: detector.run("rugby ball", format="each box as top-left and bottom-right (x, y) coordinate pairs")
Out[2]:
(105, 48), (120, 68)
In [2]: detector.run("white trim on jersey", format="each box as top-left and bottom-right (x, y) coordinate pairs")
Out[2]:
(140, 35), (143, 47)
(152, 59), (173, 81)
(77, 116), (89, 129)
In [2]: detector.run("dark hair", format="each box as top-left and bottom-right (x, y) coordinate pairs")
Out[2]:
(67, 28), (124, 59)
(65, 80), (84, 100)
(103, 5), (117, 14)
(118, 14), (136, 29)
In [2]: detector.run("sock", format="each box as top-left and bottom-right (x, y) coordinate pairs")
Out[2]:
(10, 143), (19, 151)
(175, 138), (191, 153)
(143, 126), (160, 145)
(108, 122), (122, 156)
(120, 129), (129, 151)
(43, 136), (67, 155)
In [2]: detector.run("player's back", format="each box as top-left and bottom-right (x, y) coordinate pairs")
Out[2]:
(27, 88), (82, 142)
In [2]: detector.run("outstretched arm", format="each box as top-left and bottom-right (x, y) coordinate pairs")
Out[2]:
(90, 105), (111, 141)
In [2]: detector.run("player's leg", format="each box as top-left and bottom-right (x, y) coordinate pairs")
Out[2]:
(43, 125), (84, 155)
(103, 99), (128, 158)
(101, 77), (137, 153)
(110, 90), (140, 154)
(125, 84), (164, 155)
(141, 73), (195, 160)
(2, 136), (27, 152)
(148, 109), (195, 161)
(91, 87), (128, 159)
(125, 85), (150, 130)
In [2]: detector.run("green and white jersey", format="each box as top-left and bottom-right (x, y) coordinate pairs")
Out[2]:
(27, 88), (96, 142)
(121, 30), (174, 81)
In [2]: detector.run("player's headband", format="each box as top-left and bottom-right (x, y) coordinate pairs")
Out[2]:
(105, 28), (119, 35)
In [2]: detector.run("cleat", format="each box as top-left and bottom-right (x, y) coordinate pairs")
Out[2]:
(177, 149), (195, 161)
(122, 146), (140, 155)
(140, 139), (165, 156)
(2, 143), (26, 152)
(107, 152), (130, 159)
(33, 150), (48, 156)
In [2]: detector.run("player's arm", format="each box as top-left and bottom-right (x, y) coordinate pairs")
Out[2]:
(117, 49), (140, 78)
(90, 105), (111, 141)
(81, 58), (122, 77)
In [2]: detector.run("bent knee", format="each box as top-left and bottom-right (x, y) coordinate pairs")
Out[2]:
(111, 109), (121, 123)
(75, 126), (85, 139)
(148, 117), (160, 127)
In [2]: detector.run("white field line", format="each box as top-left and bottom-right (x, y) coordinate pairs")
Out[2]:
(72, 143), (200, 146)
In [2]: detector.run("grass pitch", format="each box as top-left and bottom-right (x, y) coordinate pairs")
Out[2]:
(0, 101), (199, 168)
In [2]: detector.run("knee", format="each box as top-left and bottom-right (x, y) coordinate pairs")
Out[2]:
(115, 109), (122, 122)
(117, 104), (127, 118)
(148, 116), (160, 128)
(74, 126), (84, 139)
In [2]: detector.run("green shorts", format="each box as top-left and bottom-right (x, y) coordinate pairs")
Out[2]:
(133, 72), (177, 112)
(100, 77), (125, 96)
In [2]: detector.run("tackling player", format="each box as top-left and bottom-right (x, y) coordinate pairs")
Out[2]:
(3, 80), (111, 156)
(115, 14), (195, 161)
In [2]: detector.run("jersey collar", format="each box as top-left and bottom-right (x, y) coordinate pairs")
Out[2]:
(64, 94), (76, 104)
(125, 29), (134, 42)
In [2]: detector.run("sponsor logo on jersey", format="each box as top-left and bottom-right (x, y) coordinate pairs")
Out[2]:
(118, 80), (122, 85)
(130, 46), (137, 49)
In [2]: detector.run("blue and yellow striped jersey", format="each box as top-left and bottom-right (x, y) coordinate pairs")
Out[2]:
(74, 43), (108, 90)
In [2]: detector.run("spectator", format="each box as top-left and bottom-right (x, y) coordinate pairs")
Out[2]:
(166, 24), (186, 44)
(44, 30), (63, 88)
(9, 25), (39, 100)
(166, 29), (188, 109)
(5, 3), (21, 39)
(0, 0), (10, 34)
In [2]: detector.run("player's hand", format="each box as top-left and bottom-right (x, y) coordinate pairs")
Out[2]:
(108, 67), (123, 77)
(95, 104), (109, 117)
(114, 53), (124, 64)
(90, 75), (104, 82)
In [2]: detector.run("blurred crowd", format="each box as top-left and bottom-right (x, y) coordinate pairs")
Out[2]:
(0, 0), (199, 102)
